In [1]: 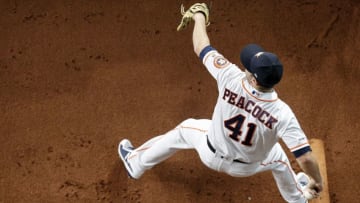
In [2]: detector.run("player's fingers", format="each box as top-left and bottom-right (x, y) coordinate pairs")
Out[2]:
(311, 190), (320, 198)
(311, 182), (323, 193)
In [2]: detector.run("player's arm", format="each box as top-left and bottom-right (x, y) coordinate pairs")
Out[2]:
(191, 13), (240, 84)
(192, 13), (210, 56)
(296, 151), (323, 193)
(280, 115), (323, 195)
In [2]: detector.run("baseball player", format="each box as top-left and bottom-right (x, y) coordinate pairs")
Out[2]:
(118, 3), (323, 203)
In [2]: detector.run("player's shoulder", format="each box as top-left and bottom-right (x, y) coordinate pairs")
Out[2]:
(274, 98), (296, 117)
(201, 46), (235, 68)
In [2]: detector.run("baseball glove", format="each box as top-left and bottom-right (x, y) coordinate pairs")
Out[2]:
(176, 3), (210, 31)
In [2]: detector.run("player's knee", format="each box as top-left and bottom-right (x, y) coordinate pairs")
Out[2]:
(178, 118), (211, 131)
(180, 118), (197, 125)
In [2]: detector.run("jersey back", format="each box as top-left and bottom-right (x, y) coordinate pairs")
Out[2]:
(202, 48), (309, 163)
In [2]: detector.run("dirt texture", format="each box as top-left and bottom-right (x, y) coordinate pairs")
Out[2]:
(1, 0), (359, 202)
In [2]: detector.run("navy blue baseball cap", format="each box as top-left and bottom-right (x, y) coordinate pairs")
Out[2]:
(240, 44), (283, 88)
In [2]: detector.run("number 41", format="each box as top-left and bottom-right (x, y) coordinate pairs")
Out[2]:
(224, 114), (257, 146)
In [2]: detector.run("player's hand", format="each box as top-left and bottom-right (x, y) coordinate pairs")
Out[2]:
(306, 179), (323, 199)
(176, 3), (210, 31)
(192, 12), (206, 21)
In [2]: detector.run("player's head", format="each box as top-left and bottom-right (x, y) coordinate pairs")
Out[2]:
(240, 44), (283, 88)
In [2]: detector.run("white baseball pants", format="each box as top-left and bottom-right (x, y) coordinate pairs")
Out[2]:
(125, 118), (307, 203)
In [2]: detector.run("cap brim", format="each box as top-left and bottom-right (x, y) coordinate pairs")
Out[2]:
(240, 44), (264, 72)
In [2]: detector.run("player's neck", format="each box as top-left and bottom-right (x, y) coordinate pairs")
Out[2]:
(246, 74), (274, 93)
(248, 80), (274, 93)
(253, 84), (274, 93)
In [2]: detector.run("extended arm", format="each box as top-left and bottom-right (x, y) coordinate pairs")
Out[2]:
(296, 151), (323, 193)
(192, 13), (210, 56)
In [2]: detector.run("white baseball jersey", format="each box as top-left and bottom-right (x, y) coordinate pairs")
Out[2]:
(119, 45), (310, 203)
(201, 47), (310, 163)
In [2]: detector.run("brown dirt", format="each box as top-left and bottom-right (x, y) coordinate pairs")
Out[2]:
(1, 0), (359, 202)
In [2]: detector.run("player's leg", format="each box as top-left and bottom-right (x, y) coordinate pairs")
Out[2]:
(259, 143), (307, 203)
(118, 118), (211, 179)
(176, 118), (215, 168)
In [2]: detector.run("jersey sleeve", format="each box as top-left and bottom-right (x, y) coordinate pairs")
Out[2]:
(200, 45), (245, 90)
(279, 112), (312, 158)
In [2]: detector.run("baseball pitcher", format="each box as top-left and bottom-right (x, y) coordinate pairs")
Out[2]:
(118, 3), (323, 203)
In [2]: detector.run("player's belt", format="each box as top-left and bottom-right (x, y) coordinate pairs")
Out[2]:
(206, 135), (249, 164)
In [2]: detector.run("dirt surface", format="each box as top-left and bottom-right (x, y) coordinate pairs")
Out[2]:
(1, 0), (359, 202)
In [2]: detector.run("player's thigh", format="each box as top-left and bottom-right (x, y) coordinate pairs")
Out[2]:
(179, 118), (211, 130)
(178, 119), (215, 167)
(178, 118), (211, 147)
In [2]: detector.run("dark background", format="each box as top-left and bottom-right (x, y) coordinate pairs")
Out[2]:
(1, 0), (359, 202)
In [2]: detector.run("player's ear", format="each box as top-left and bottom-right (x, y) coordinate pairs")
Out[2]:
(251, 76), (258, 85)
